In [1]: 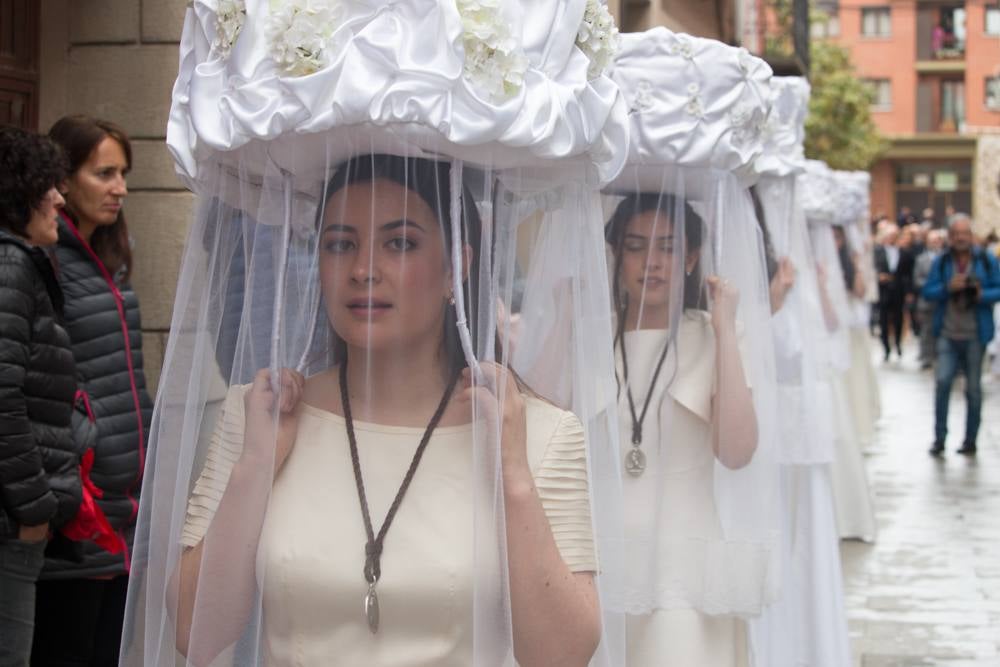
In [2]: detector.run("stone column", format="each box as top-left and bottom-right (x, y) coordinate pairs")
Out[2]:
(39, 0), (194, 393)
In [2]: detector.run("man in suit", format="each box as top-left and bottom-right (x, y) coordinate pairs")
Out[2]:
(874, 224), (915, 360)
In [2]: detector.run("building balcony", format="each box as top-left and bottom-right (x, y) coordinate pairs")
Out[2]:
(915, 59), (966, 74)
(882, 134), (977, 160)
(915, 76), (967, 134)
(916, 5), (966, 66)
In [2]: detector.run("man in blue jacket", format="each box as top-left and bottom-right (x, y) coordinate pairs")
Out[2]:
(922, 214), (1000, 456)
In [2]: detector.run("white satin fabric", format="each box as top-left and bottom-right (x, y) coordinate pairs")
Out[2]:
(799, 160), (840, 227)
(834, 170), (871, 231)
(169, 0), (628, 189)
(756, 77), (810, 179)
(607, 27), (773, 195)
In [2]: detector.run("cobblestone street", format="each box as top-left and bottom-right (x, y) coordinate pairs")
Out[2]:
(842, 341), (1000, 666)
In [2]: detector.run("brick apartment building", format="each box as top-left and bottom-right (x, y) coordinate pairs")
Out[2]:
(817, 0), (1000, 232)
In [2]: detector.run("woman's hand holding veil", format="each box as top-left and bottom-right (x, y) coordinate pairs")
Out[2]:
(458, 362), (530, 485)
(707, 275), (741, 334)
(707, 275), (759, 470)
(242, 368), (305, 479)
(457, 361), (600, 666)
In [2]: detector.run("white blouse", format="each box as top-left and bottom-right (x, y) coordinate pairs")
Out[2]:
(180, 384), (596, 666)
(618, 312), (771, 616)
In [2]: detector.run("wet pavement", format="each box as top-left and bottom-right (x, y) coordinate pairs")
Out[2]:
(841, 339), (1000, 666)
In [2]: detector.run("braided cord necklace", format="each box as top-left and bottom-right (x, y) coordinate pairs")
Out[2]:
(339, 359), (459, 633)
(618, 328), (671, 476)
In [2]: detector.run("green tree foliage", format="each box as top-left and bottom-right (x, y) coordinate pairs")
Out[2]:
(804, 38), (888, 170)
(765, 0), (795, 58)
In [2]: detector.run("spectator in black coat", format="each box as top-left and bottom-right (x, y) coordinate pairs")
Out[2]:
(874, 223), (916, 360)
(36, 116), (154, 667)
(0, 126), (81, 665)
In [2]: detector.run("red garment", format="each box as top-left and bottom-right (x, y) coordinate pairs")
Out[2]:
(61, 391), (126, 555)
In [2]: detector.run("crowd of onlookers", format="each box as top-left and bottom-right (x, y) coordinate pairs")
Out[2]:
(1, 119), (152, 666)
(870, 206), (1000, 457)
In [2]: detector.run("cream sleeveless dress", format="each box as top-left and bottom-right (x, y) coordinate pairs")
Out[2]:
(180, 385), (596, 666)
(619, 313), (751, 667)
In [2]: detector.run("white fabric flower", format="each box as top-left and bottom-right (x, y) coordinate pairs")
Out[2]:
(457, 0), (529, 101)
(577, 0), (620, 80)
(730, 102), (763, 147)
(631, 79), (654, 113)
(213, 0), (246, 58)
(266, 0), (343, 77)
(669, 34), (694, 60)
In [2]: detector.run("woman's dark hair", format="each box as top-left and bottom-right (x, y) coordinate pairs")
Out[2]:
(832, 225), (856, 291)
(749, 185), (779, 283)
(605, 191), (706, 329)
(48, 115), (134, 283)
(0, 125), (67, 237)
(321, 154), (484, 375)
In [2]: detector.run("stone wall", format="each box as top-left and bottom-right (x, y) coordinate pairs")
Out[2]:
(974, 136), (1000, 235)
(38, 0), (193, 394)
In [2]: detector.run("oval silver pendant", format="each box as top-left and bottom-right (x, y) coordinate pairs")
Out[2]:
(625, 447), (646, 476)
(365, 582), (380, 634)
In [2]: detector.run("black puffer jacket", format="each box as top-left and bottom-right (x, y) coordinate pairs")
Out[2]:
(47, 214), (153, 578)
(0, 229), (80, 540)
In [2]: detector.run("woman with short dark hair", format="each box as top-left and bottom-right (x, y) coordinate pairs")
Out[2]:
(0, 125), (80, 665)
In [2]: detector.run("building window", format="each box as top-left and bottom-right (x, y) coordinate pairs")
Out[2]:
(940, 80), (965, 131)
(987, 7), (1000, 36)
(811, 12), (841, 38)
(861, 7), (891, 37)
(987, 77), (1000, 111)
(865, 78), (892, 109)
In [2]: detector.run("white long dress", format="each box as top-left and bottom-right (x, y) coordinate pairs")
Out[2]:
(828, 372), (878, 542)
(749, 464), (853, 667)
(180, 384), (596, 665)
(619, 313), (753, 667)
(845, 297), (881, 449)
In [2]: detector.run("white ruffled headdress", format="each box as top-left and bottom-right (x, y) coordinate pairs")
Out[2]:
(607, 26), (772, 194)
(169, 0), (629, 191)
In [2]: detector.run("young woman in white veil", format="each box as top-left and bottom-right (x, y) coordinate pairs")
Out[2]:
(748, 77), (853, 667)
(168, 154), (606, 666)
(834, 171), (881, 451)
(122, 1), (630, 665)
(801, 161), (877, 544)
(605, 28), (782, 667)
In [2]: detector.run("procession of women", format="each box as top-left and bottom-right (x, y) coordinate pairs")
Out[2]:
(114, 2), (883, 665)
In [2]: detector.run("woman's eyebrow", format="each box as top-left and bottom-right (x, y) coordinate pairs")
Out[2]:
(625, 233), (674, 241)
(321, 223), (357, 235)
(381, 219), (425, 233)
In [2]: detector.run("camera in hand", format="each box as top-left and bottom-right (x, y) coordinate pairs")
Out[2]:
(952, 273), (980, 308)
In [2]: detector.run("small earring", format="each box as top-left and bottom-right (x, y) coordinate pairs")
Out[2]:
(448, 292), (456, 306)
(685, 268), (692, 277)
